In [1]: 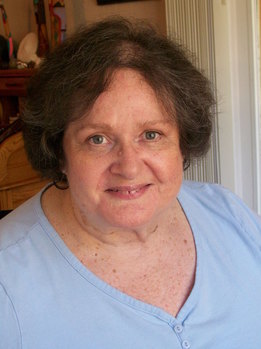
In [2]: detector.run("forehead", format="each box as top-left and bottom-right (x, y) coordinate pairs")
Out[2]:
(98, 69), (158, 105)
(108, 69), (150, 91)
(77, 69), (172, 126)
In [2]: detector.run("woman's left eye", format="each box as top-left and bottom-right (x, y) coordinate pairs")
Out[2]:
(144, 131), (161, 141)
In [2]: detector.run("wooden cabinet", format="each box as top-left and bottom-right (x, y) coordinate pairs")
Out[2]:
(0, 68), (34, 126)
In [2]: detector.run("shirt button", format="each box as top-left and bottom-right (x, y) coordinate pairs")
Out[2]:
(174, 324), (183, 333)
(182, 340), (191, 349)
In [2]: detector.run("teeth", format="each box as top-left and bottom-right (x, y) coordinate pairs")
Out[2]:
(110, 189), (138, 194)
(119, 190), (136, 194)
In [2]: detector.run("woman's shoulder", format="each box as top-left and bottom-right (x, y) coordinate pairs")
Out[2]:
(181, 180), (253, 209)
(0, 190), (44, 252)
(180, 180), (260, 219)
(181, 180), (234, 196)
(181, 180), (258, 209)
(180, 180), (261, 247)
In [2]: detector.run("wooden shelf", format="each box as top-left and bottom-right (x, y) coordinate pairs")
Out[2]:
(0, 69), (35, 125)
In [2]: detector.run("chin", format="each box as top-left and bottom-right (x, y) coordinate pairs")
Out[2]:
(99, 206), (162, 230)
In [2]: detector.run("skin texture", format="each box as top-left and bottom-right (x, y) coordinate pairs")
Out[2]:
(42, 69), (196, 316)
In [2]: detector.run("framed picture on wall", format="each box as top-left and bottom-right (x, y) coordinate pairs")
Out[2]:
(97, 0), (146, 5)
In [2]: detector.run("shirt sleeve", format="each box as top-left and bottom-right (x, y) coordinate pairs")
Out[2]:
(0, 283), (22, 349)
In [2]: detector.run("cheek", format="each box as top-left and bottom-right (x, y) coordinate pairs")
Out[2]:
(170, 153), (184, 178)
(152, 151), (183, 182)
(66, 155), (109, 190)
(63, 152), (88, 184)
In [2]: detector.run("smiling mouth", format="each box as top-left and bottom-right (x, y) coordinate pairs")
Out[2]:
(105, 184), (151, 198)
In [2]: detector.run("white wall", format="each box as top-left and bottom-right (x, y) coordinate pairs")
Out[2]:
(213, 0), (260, 212)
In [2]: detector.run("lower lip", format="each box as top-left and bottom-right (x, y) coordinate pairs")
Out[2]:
(105, 185), (151, 200)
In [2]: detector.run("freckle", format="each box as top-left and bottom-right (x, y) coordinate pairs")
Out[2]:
(95, 253), (98, 257)
(184, 239), (187, 244)
(113, 269), (117, 273)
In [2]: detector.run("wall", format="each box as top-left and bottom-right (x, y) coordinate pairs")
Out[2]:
(0, 0), (166, 49)
(0, 0), (37, 45)
(66, 0), (166, 34)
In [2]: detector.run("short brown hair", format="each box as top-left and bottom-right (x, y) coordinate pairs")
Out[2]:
(22, 16), (214, 183)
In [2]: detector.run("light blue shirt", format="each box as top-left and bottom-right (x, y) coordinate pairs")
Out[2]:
(1, 181), (261, 349)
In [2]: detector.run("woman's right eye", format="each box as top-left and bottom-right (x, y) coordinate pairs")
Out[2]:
(88, 135), (108, 145)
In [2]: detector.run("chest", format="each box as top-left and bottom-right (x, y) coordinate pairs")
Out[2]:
(84, 237), (196, 317)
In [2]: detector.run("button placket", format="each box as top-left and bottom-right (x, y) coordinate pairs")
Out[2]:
(173, 323), (191, 349)
(182, 340), (191, 349)
(174, 324), (183, 334)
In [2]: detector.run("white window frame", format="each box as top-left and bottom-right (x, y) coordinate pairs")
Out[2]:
(213, 0), (261, 213)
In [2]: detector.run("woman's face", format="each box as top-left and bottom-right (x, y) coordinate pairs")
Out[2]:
(63, 69), (183, 231)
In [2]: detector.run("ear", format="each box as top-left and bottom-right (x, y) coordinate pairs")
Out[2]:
(59, 155), (67, 175)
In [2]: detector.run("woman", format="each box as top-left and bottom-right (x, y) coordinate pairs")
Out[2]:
(0, 17), (261, 349)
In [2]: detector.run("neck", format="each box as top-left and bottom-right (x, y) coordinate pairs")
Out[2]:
(42, 185), (183, 257)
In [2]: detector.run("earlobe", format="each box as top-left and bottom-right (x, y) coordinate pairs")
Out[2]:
(53, 173), (69, 190)
(59, 157), (67, 175)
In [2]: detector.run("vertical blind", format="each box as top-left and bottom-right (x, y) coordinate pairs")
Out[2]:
(165, 0), (220, 183)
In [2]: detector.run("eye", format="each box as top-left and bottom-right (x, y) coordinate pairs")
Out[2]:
(144, 131), (161, 141)
(88, 135), (108, 145)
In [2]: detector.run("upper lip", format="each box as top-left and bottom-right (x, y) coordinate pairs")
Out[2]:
(105, 184), (151, 192)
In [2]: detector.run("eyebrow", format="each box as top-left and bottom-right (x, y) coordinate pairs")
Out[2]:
(73, 122), (114, 136)
(76, 119), (172, 132)
(139, 120), (173, 127)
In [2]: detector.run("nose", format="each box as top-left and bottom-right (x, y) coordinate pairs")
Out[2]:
(110, 142), (142, 179)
